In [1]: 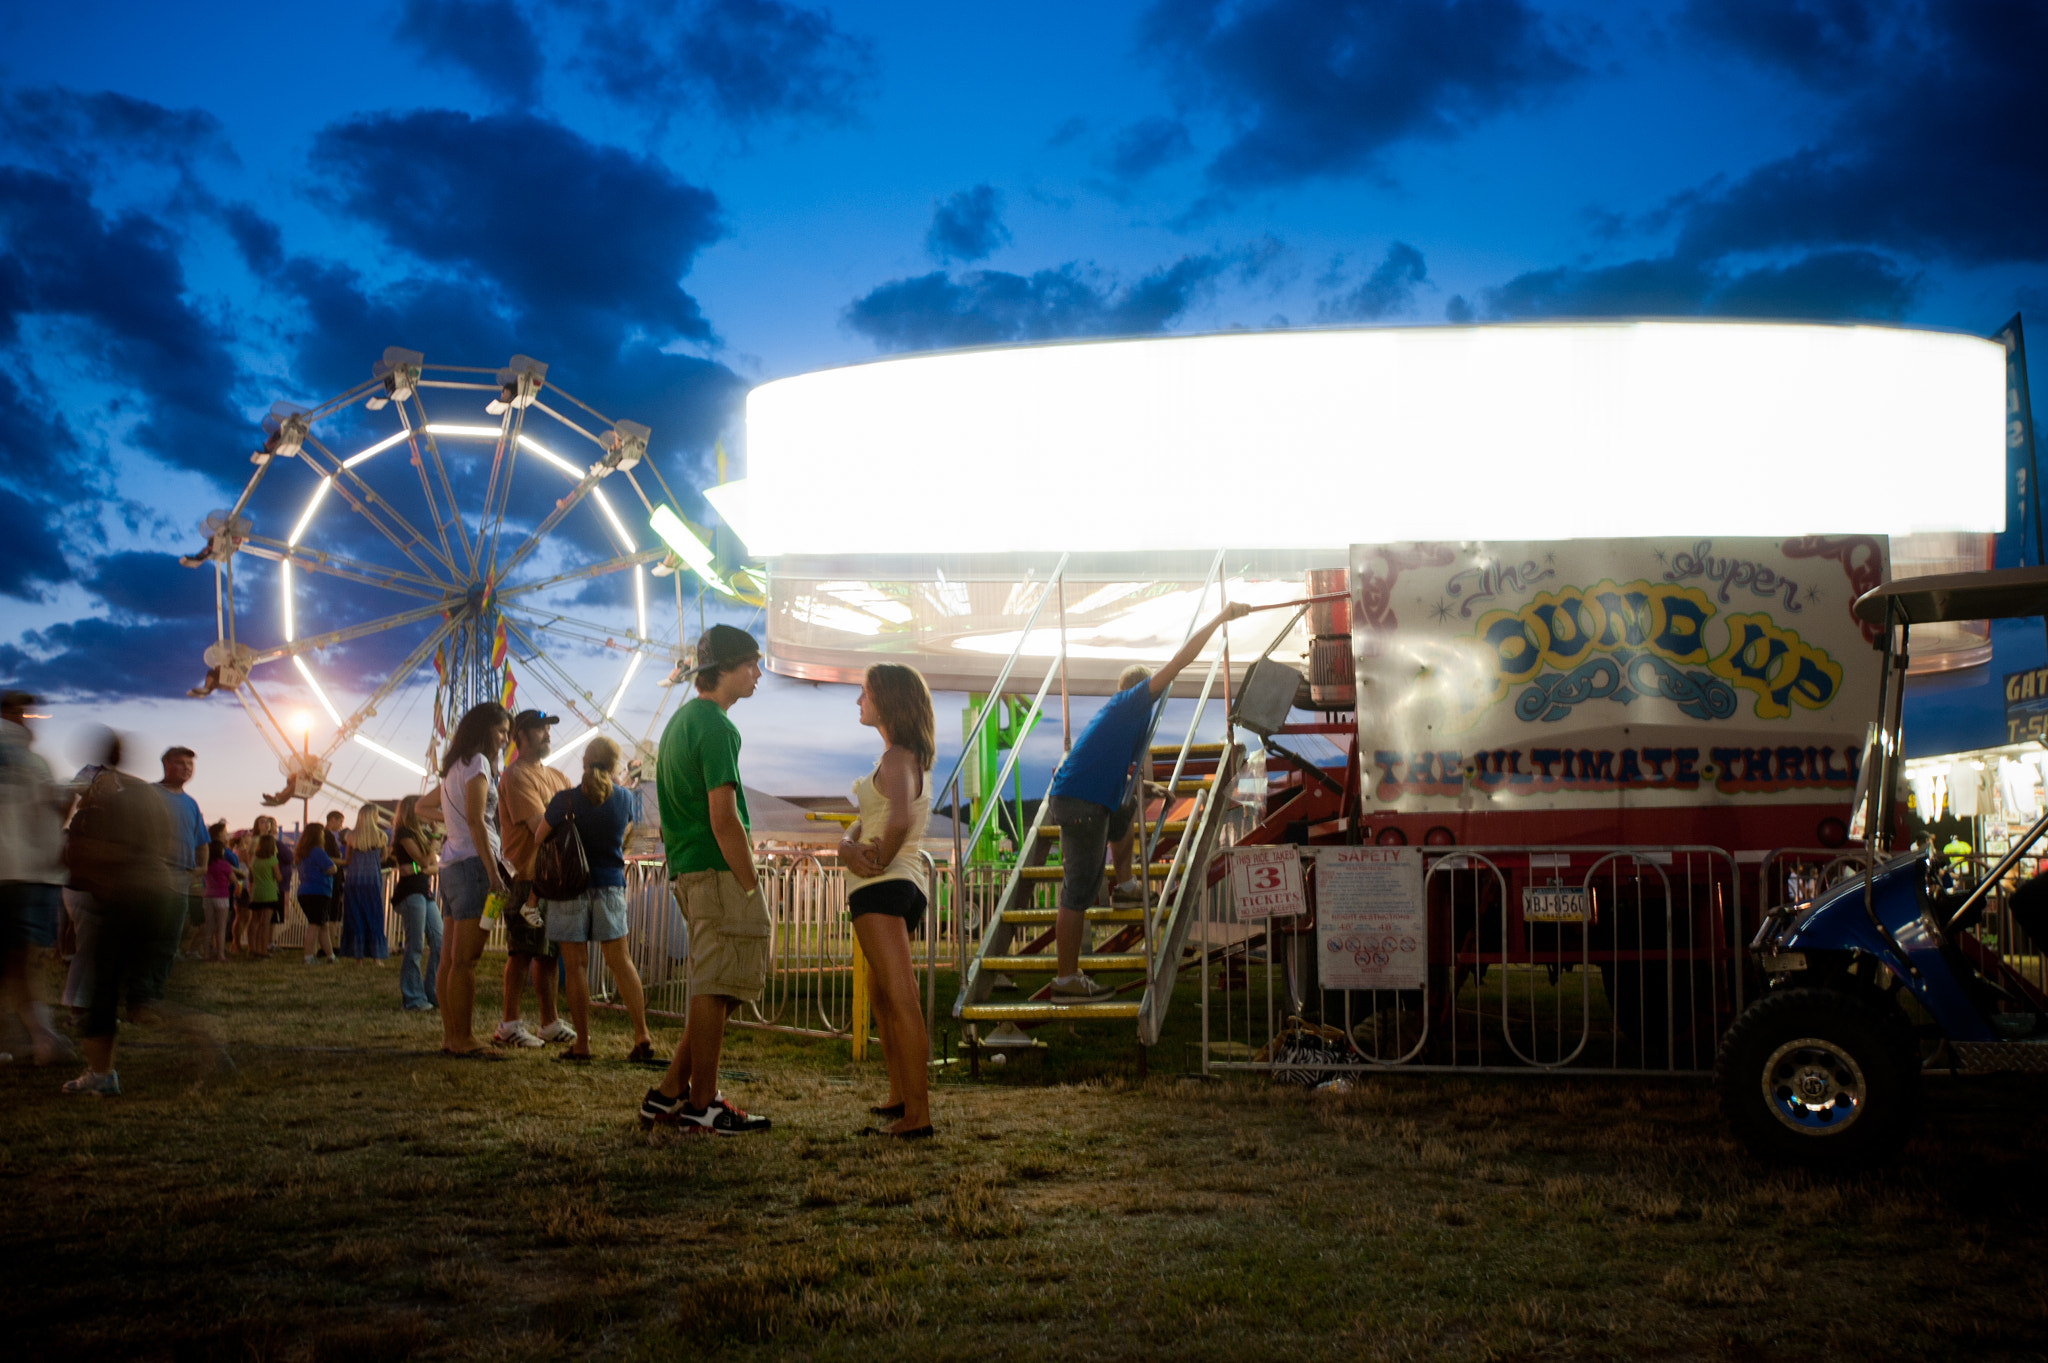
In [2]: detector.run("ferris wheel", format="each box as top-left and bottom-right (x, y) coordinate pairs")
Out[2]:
(184, 347), (717, 808)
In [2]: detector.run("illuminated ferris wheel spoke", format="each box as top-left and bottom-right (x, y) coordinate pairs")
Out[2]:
(252, 599), (457, 667)
(239, 537), (449, 599)
(301, 437), (461, 586)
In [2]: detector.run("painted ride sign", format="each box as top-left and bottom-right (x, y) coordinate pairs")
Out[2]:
(1231, 845), (1305, 920)
(1314, 846), (1426, 990)
(1348, 538), (1887, 813)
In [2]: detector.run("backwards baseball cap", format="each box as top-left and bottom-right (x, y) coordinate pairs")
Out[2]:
(687, 624), (761, 679)
(511, 709), (560, 732)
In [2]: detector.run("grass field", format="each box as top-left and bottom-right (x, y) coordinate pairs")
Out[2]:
(4, 952), (2048, 1362)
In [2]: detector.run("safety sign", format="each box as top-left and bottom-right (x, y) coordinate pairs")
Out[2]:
(1314, 845), (1426, 990)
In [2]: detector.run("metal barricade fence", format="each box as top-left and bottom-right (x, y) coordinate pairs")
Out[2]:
(1202, 844), (1746, 1077)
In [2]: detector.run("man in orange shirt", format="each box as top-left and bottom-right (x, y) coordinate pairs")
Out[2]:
(494, 711), (575, 1048)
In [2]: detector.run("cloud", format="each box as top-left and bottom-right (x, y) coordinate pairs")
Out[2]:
(1139, 0), (1582, 192)
(0, 483), (69, 600)
(924, 184), (1009, 264)
(844, 254), (1232, 353)
(1107, 116), (1193, 182)
(1478, 247), (1919, 320)
(396, 0), (545, 108)
(1681, 0), (1894, 91)
(308, 110), (724, 344)
(0, 167), (245, 486)
(1316, 242), (1429, 321)
(1664, 2), (2048, 267)
(573, 0), (876, 129)
(0, 86), (234, 178)
(1046, 117), (1089, 149)
(0, 548), (238, 698)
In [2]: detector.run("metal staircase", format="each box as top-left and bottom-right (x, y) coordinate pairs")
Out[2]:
(941, 552), (1244, 1048)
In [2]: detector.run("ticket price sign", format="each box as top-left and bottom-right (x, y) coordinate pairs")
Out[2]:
(1314, 846), (1426, 990)
(1231, 845), (1305, 920)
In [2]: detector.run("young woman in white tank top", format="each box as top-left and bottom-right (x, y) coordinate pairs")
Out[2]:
(838, 662), (937, 1138)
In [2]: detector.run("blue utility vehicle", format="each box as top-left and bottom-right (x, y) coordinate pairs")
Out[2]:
(1721, 566), (2048, 1166)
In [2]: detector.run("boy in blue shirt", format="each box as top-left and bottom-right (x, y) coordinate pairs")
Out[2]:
(1046, 602), (1248, 1002)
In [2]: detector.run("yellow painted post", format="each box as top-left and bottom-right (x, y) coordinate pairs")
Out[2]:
(850, 933), (871, 1060)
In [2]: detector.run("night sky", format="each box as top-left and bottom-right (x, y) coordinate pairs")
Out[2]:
(2, 0), (2045, 826)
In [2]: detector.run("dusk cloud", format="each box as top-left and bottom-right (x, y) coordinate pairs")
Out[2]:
(1665, 1), (2048, 266)
(0, 167), (244, 486)
(845, 254), (1232, 352)
(1140, 0), (1582, 192)
(0, 86), (234, 178)
(1107, 116), (1194, 182)
(1316, 242), (1429, 321)
(1478, 247), (1919, 320)
(396, 0), (545, 109)
(309, 110), (725, 344)
(924, 184), (1009, 264)
(574, 0), (876, 129)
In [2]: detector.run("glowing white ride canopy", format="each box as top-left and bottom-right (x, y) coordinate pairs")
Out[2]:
(745, 322), (2006, 555)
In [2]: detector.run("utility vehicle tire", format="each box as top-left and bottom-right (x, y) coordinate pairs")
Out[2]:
(1714, 987), (1919, 1169)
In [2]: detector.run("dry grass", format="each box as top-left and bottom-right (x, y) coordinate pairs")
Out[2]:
(4, 956), (2048, 1360)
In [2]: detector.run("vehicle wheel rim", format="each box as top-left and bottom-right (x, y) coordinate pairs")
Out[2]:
(1761, 1035), (1867, 1136)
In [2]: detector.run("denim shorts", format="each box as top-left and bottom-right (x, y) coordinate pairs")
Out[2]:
(0, 882), (61, 950)
(1046, 793), (1137, 913)
(545, 885), (630, 944)
(440, 856), (490, 922)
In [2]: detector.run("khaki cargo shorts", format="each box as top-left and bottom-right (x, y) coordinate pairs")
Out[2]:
(671, 869), (770, 1008)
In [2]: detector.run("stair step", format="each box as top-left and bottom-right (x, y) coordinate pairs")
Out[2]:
(1150, 742), (1226, 758)
(1168, 777), (1215, 793)
(1019, 864), (1173, 882)
(962, 1001), (1142, 1022)
(1039, 821), (1187, 838)
(1001, 906), (1143, 924)
(980, 953), (1146, 972)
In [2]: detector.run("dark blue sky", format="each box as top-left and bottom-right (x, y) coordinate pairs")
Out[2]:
(3, 0), (2045, 820)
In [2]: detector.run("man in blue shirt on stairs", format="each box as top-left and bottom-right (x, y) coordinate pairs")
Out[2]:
(1044, 602), (1249, 1003)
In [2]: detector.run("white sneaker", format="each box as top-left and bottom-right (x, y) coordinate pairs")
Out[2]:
(535, 1019), (577, 1045)
(492, 1021), (543, 1048)
(1112, 878), (1146, 902)
(1049, 972), (1115, 1003)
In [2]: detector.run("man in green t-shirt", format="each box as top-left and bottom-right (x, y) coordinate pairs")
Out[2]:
(639, 625), (773, 1135)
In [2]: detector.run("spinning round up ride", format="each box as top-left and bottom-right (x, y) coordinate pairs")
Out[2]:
(186, 347), (719, 808)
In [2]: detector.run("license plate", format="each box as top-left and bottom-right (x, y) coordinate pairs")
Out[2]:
(1759, 951), (1807, 972)
(1522, 885), (1588, 923)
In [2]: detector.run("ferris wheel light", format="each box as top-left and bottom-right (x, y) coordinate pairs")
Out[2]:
(291, 709), (313, 734)
(591, 487), (636, 551)
(341, 431), (410, 469)
(282, 560), (295, 642)
(292, 655), (345, 727)
(545, 725), (601, 767)
(606, 651), (645, 718)
(424, 423), (503, 439)
(288, 477), (333, 547)
(352, 733), (428, 777)
(650, 505), (724, 589)
(515, 434), (583, 478)
(634, 564), (647, 637)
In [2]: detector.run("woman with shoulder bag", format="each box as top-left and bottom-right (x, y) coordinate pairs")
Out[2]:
(538, 736), (655, 1064)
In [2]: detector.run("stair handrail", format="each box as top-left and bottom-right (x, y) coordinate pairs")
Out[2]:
(944, 553), (1069, 997)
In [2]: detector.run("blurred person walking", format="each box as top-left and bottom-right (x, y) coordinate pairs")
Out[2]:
(838, 664), (937, 1138)
(200, 821), (242, 963)
(638, 626), (772, 1133)
(0, 690), (74, 1066)
(391, 794), (441, 1011)
(539, 736), (655, 1064)
(421, 701), (511, 1059)
(295, 825), (338, 964)
(341, 805), (390, 963)
(60, 730), (176, 1095)
(246, 830), (281, 961)
(148, 746), (207, 1001)
(494, 710), (572, 1048)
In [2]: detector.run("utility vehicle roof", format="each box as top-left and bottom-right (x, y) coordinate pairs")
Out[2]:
(1853, 565), (2048, 625)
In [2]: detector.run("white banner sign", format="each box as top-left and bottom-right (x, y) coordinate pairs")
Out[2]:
(1231, 845), (1305, 920)
(1314, 846), (1426, 990)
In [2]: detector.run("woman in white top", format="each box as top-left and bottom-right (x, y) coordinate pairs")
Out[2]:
(838, 662), (935, 1138)
(417, 701), (511, 1060)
